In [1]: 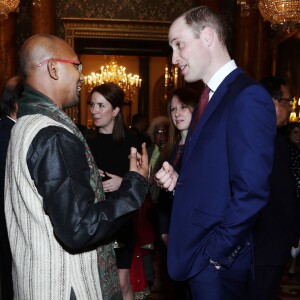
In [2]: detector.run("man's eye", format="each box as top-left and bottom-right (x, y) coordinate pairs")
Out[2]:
(176, 42), (182, 49)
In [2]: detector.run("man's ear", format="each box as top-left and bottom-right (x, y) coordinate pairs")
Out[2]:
(47, 59), (59, 80)
(202, 26), (214, 47)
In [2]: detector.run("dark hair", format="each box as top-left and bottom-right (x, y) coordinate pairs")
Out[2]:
(90, 83), (126, 143)
(182, 6), (228, 47)
(0, 76), (24, 116)
(259, 76), (287, 100)
(131, 113), (146, 127)
(165, 86), (199, 157)
(286, 122), (300, 139)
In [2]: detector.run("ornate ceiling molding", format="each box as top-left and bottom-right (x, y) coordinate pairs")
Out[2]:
(62, 18), (171, 44)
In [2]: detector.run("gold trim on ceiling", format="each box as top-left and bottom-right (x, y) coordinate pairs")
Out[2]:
(61, 18), (171, 41)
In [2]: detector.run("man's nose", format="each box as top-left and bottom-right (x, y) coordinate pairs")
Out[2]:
(172, 51), (179, 65)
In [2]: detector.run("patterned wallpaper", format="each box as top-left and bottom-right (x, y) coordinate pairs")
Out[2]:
(56, 0), (200, 20)
(16, 0), (235, 47)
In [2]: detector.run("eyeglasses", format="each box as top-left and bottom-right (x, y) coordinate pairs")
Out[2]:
(277, 98), (293, 108)
(37, 58), (82, 72)
(154, 129), (168, 135)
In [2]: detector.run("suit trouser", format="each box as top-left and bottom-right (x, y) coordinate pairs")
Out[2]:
(188, 242), (252, 300)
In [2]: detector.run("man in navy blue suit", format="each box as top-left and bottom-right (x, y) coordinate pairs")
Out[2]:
(0, 76), (24, 300)
(155, 6), (276, 300)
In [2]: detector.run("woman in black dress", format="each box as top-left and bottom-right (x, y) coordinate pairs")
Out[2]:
(87, 83), (141, 300)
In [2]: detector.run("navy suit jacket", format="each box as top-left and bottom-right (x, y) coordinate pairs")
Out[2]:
(167, 68), (277, 281)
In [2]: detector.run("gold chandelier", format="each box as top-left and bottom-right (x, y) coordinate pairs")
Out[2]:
(258, 0), (300, 31)
(84, 60), (141, 104)
(0, 0), (19, 21)
(237, 0), (300, 32)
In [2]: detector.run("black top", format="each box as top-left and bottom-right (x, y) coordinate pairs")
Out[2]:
(252, 131), (300, 266)
(288, 141), (300, 195)
(130, 126), (152, 147)
(87, 129), (141, 177)
(0, 115), (15, 228)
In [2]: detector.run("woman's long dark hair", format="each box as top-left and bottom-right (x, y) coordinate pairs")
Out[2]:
(90, 83), (126, 144)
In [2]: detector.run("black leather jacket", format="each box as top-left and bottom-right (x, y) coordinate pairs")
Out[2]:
(27, 125), (148, 252)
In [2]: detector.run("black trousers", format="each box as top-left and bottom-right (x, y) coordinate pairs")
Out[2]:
(0, 224), (13, 300)
(246, 265), (283, 300)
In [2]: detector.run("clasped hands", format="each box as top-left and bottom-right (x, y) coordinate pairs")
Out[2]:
(100, 171), (122, 193)
(100, 143), (148, 193)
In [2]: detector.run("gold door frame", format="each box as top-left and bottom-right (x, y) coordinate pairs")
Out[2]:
(61, 18), (171, 126)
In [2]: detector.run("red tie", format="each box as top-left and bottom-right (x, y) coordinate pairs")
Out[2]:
(192, 85), (210, 129)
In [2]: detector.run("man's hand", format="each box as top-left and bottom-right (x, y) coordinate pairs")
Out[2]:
(129, 143), (149, 178)
(155, 161), (178, 192)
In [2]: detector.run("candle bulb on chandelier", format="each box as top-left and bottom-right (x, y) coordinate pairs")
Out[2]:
(174, 66), (178, 89)
(165, 65), (169, 87)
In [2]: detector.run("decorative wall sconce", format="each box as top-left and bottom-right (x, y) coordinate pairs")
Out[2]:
(290, 97), (300, 122)
(164, 62), (184, 101)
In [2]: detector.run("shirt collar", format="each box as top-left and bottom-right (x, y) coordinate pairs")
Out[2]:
(207, 60), (237, 94)
(6, 115), (16, 123)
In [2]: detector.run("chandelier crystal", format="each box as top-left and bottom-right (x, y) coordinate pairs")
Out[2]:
(0, 0), (19, 21)
(84, 60), (141, 104)
(258, 0), (300, 31)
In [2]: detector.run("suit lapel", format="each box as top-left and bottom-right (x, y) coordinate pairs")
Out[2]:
(182, 68), (243, 170)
